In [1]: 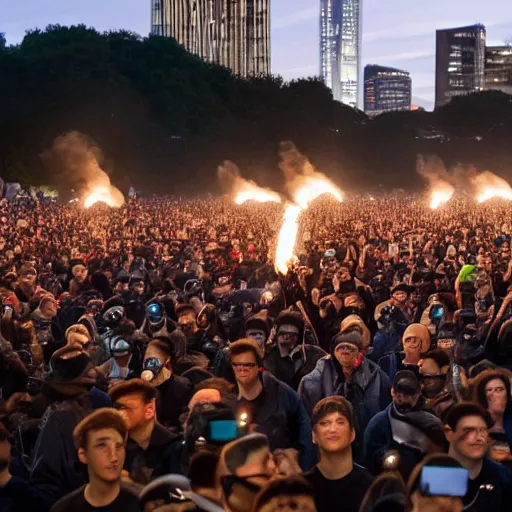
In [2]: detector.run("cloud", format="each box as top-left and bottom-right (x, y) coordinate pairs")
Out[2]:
(273, 7), (318, 30)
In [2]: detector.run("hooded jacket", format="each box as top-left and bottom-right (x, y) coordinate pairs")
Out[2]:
(299, 356), (391, 436)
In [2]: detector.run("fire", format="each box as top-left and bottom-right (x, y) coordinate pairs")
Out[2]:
(430, 185), (454, 209)
(84, 185), (125, 208)
(470, 171), (512, 203)
(275, 204), (302, 274)
(234, 183), (281, 205)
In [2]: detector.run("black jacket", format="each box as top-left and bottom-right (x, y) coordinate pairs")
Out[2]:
(155, 374), (194, 431)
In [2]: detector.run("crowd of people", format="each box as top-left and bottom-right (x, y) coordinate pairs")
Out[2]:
(0, 192), (512, 512)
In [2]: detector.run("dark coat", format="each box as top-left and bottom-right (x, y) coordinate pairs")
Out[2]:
(155, 374), (194, 431)
(237, 372), (314, 471)
(299, 356), (391, 435)
(263, 344), (327, 391)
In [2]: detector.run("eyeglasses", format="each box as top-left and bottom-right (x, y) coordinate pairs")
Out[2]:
(335, 343), (359, 353)
(231, 362), (258, 370)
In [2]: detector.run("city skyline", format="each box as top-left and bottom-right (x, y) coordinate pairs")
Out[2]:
(1, 0), (511, 110)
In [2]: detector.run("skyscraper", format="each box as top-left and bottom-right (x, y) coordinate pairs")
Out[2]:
(435, 24), (486, 109)
(364, 65), (411, 116)
(320, 0), (362, 109)
(485, 44), (512, 95)
(151, 0), (270, 77)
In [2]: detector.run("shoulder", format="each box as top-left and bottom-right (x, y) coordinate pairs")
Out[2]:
(118, 487), (140, 508)
(352, 464), (375, 484)
(483, 457), (512, 485)
(365, 408), (389, 430)
(50, 486), (85, 512)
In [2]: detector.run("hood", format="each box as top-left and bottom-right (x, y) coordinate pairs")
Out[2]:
(340, 314), (371, 349)
(402, 323), (431, 353)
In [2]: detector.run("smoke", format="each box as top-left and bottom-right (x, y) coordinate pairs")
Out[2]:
(467, 169), (512, 202)
(417, 155), (455, 208)
(41, 131), (124, 205)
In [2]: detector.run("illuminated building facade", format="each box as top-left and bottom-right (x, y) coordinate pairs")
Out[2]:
(364, 65), (411, 116)
(320, 0), (362, 109)
(485, 44), (512, 95)
(151, 0), (270, 77)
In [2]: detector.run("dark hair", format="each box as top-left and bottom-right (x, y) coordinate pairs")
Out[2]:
(228, 338), (263, 365)
(188, 451), (220, 490)
(73, 409), (128, 450)
(222, 434), (269, 474)
(312, 396), (355, 431)
(473, 369), (512, 410)
(109, 378), (157, 404)
(422, 349), (450, 370)
(444, 402), (493, 431)
(146, 338), (176, 366)
(253, 476), (314, 510)
(195, 377), (235, 396)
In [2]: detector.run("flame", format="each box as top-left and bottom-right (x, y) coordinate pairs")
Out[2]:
(84, 184), (124, 208)
(470, 171), (512, 203)
(234, 183), (281, 205)
(275, 204), (302, 274)
(429, 184), (455, 209)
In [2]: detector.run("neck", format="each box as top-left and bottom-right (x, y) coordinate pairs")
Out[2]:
(238, 378), (264, 401)
(403, 353), (420, 365)
(84, 476), (120, 507)
(317, 447), (353, 480)
(130, 420), (155, 450)
(341, 365), (353, 379)
(0, 470), (12, 487)
(448, 446), (484, 480)
(490, 411), (504, 431)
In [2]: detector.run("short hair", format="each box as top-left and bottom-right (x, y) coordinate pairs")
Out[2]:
(473, 369), (512, 410)
(146, 338), (176, 365)
(220, 434), (269, 475)
(195, 377), (235, 396)
(108, 378), (157, 404)
(188, 451), (220, 490)
(228, 338), (263, 363)
(422, 349), (450, 370)
(73, 408), (128, 451)
(253, 476), (314, 511)
(443, 402), (493, 431)
(311, 396), (355, 431)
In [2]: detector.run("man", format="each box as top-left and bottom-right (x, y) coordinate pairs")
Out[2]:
(68, 261), (92, 298)
(263, 310), (326, 390)
(362, 370), (446, 479)
(216, 433), (277, 512)
(109, 379), (182, 487)
(252, 476), (316, 512)
(374, 283), (415, 328)
(444, 402), (512, 512)
(304, 396), (374, 512)
(419, 349), (453, 418)
(300, 331), (391, 437)
(245, 309), (272, 349)
(50, 409), (139, 512)
(228, 338), (314, 470)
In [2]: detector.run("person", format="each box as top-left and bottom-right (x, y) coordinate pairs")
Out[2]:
(50, 408), (139, 512)
(228, 338), (314, 470)
(141, 338), (194, 430)
(251, 476), (316, 512)
(109, 379), (182, 487)
(444, 402), (512, 512)
(263, 310), (326, 391)
(418, 349), (453, 418)
(362, 370), (446, 479)
(304, 396), (374, 512)
(216, 433), (277, 512)
(245, 310), (272, 349)
(0, 423), (47, 512)
(299, 331), (391, 437)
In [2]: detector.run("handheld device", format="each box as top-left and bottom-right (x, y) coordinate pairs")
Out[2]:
(419, 466), (469, 497)
(208, 420), (238, 442)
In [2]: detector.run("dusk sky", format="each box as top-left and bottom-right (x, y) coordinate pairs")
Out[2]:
(1, 0), (511, 109)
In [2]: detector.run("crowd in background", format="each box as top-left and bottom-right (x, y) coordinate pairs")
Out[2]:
(1, 193), (512, 512)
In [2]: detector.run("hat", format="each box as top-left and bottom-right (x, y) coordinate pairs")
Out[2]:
(393, 370), (420, 395)
(65, 324), (92, 344)
(50, 344), (94, 383)
(245, 309), (272, 338)
(391, 283), (414, 296)
(275, 310), (304, 340)
(330, 331), (364, 353)
(340, 314), (371, 349)
(402, 323), (431, 353)
(176, 303), (197, 316)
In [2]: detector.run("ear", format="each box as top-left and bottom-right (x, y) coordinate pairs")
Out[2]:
(391, 388), (396, 399)
(144, 399), (156, 420)
(349, 428), (356, 444)
(78, 447), (87, 465)
(312, 429), (317, 445)
(444, 425), (453, 443)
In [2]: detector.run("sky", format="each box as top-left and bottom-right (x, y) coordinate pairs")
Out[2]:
(1, 0), (511, 110)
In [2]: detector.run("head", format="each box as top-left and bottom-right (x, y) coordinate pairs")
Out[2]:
(229, 338), (263, 388)
(109, 379), (157, 432)
(444, 402), (492, 462)
(252, 476), (316, 512)
(73, 409), (128, 484)
(312, 396), (356, 456)
(217, 434), (276, 512)
(473, 369), (511, 417)
(275, 311), (304, 357)
(0, 424), (11, 474)
(18, 265), (37, 290)
(141, 339), (174, 386)
(72, 264), (88, 283)
(402, 324), (430, 361)
(65, 324), (98, 357)
(330, 331), (363, 370)
(178, 307), (198, 338)
(245, 311), (271, 349)
(420, 349), (450, 399)
(39, 294), (58, 319)
(392, 371), (421, 413)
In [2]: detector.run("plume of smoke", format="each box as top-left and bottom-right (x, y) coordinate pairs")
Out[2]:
(416, 155), (455, 209)
(467, 169), (512, 202)
(41, 131), (124, 205)
(217, 161), (281, 204)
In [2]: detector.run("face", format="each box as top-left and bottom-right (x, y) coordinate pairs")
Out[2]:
(403, 335), (422, 356)
(73, 265), (88, 283)
(420, 358), (447, 398)
(392, 388), (420, 409)
(485, 378), (508, 415)
(231, 351), (260, 386)
(79, 428), (125, 484)
(178, 312), (197, 337)
(392, 291), (408, 304)
(313, 411), (355, 453)
(446, 415), (489, 461)
(277, 325), (299, 353)
(334, 343), (360, 369)
(246, 329), (266, 348)
(19, 271), (37, 289)
(236, 446), (276, 482)
(259, 495), (316, 512)
(437, 339), (456, 353)
(143, 345), (170, 370)
(41, 298), (58, 318)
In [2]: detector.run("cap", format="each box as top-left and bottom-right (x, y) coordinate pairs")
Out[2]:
(393, 370), (420, 395)
(330, 331), (363, 353)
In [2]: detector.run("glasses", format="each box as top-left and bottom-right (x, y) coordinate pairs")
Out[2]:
(335, 343), (359, 353)
(232, 362), (258, 370)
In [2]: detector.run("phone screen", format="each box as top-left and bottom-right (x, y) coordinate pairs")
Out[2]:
(419, 466), (469, 497)
(209, 420), (238, 442)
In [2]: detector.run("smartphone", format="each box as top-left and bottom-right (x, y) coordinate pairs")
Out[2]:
(429, 305), (445, 320)
(209, 420), (238, 442)
(419, 466), (469, 497)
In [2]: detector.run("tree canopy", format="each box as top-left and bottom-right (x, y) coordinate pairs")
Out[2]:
(0, 25), (511, 194)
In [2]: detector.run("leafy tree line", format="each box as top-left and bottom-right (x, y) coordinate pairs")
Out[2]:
(0, 25), (511, 194)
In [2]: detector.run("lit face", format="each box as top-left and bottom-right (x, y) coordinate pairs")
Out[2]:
(313, 411), (355, 454)
(236, 445), (276, 482)
(246, 329), (267, 348)
(114, 393), (154, 431)
(72, 265), (88, 283)
(392, 291), (408, 304)
(445, 415), (489, 461)
(485, 378), (508, 415)
(403, 336), (422, 357)
(334, 342), (360, 369)
(437, 339), (456, 353)
(277, 325), (300, 354)
(231, 351), (260, 387)
(78, 428), (125, 484)
(19, 271), (37, 289)
(178, 312), (197, 337)
(420, 358), (447, 398)
(41, 298), (58, 318)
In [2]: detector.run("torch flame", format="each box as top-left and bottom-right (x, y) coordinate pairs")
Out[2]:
(429, 184), (454, 209)
(469, 171), (512, 203)
(84, 184), (125, 208)
(234, 183), (281, 205)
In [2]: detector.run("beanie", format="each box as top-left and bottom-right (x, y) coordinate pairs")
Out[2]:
(330, 331), (363, 353)
(402, 323), (431, 353)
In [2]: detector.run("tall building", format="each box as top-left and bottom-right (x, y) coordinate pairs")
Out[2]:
(486, 44), (512, 95)
(320, 0), (362, 109)
(151, 0), (270, 77)
(364, 65), (412, 115)
(435, 24), (486, 109)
